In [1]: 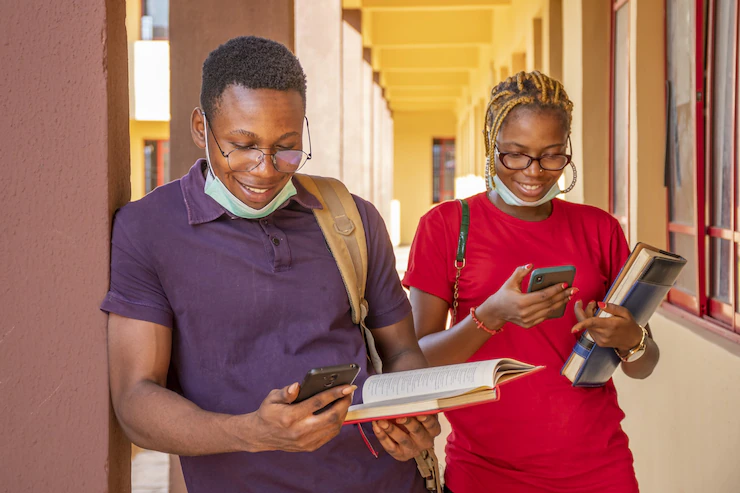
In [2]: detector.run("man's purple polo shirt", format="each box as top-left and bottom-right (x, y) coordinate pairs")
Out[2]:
(101, 160), (424, 493)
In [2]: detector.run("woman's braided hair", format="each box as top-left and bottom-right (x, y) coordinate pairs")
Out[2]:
(484, 71), (574, 191)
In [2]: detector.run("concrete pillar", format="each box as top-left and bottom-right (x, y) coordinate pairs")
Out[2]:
(170, 0), (295, 181)
(373, 74), (384, 205)
(561, 0), (610, 210)
(512, 52), (527, 73)
(628, 0), (667, 247)
(547, 0), (564, 81)
(532, 18), (544, 71)
(363, 49), (375, 200)
(0, 0), (131, 491)
(380, 103), (394, 225)
(342, 10), (366, 195)
(295, 0), (343, 179)
(474, 100), (485, 176)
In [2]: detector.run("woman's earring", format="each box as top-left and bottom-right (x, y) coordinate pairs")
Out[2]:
(561, 162), (578, 194)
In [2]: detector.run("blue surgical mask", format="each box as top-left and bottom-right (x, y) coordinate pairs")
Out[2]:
(202, 117), (297, 219)
(490, 174), (562, 208)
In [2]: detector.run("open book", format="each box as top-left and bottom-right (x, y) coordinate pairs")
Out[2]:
(344, 358), (542, 424)
(561, 242), (686, 386)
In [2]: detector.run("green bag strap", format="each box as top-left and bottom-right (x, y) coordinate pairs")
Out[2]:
(451, 199), (469, 325)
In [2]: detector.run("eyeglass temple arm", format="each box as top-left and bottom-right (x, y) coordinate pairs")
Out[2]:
(202, 112), (230, 158)
(304, 116), (312, 159)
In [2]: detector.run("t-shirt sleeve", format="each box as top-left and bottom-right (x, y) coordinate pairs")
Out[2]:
(402, 203), (456, 305)
(100, 209), (174, 328)
(358, 198), (412, 329)
(608, 220), (632, 285)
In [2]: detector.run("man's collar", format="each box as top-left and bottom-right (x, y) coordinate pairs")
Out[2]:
(180, 160), (321, 225)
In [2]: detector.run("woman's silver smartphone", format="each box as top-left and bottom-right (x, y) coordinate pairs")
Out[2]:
(294, 363), (361, 406)
(526, 265), (576, 319)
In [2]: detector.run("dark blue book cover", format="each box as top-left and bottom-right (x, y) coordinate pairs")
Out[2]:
(562, 244), (686, 387)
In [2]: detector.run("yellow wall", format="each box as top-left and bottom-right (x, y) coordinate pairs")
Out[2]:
(614, 313), (740, 491)
(405, 2), (740, 491)
(582, 2), (740, 492)
(452, 0), (560, 199)
(129, 120), (170, 200)
(393, 110), (456, 245)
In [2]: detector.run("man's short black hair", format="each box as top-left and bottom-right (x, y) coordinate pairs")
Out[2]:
(200, 36), (307, 117)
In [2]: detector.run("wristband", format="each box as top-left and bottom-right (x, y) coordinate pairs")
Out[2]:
(470, 307), (502, 336)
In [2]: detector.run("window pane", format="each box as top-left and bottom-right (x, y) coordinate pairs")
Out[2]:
(159, 140), (170, 185)
(667, 0), (697, 226)
(432, 140), (441, 203)
(612, 5), (629, 218)
(736, 245), (740, 309)
(710, 237), (732, 303)
(443, 141), (456, 202)
(142, 0), (169, 40)
(670, 232), (697, 295)
(144, 140), (157, 194)
(711, 0), (736, 228)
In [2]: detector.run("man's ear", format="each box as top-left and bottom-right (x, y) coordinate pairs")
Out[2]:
(190, 107), (206, 149)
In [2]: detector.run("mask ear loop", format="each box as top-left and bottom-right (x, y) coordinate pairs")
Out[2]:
(201, 110), (217, 179)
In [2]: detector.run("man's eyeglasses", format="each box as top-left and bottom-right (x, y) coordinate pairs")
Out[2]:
(495, 140), (572, 171)
(204, 113), (312, 173)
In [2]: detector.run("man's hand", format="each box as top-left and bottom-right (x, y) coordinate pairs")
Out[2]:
(371, 414), (441, 461)
(246, 382), (356, 453)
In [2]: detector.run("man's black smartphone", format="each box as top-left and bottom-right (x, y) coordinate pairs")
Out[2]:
(294, 363), (361, 405)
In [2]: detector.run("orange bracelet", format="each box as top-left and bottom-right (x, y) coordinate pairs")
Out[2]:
(470, 307), (502, 335)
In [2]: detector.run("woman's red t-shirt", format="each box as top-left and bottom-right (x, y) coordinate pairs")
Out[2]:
(403, 193), (639, 493)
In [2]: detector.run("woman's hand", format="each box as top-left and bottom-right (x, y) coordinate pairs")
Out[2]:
(571, 301), (643, 352)
(476, 264), (577, 329)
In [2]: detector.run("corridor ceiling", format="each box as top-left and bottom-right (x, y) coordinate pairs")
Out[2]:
(344, 0), (513, 113)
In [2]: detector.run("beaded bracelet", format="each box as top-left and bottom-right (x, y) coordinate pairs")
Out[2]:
(470, 307), (503, 335)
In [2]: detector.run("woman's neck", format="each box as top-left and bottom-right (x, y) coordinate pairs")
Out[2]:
(488, 190), (553, 222)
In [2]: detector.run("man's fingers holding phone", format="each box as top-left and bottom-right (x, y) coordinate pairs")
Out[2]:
(298, 384), (356, 415)
(251, 382), (356, 453)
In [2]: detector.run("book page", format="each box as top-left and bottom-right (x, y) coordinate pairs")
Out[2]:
(361, 359), (500, 404)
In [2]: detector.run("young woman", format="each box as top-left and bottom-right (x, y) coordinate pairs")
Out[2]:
(403, 71), (658, 493)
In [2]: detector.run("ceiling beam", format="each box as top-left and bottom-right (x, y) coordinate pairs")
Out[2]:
(361, 0), (510, 11)
(383, 71), (469, 86)
(378, 47), (479, 71)
(370, 10), (492, 47)
(390, 100), (458, 112)
(386, 86), (463, 99)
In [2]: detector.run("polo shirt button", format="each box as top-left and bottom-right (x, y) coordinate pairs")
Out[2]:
(272, 237), (281, 246)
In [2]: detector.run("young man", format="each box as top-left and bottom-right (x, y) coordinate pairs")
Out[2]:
(103, 36), (440, 492)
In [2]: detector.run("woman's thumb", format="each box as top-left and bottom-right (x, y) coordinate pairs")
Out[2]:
(506, 264), (532, 289)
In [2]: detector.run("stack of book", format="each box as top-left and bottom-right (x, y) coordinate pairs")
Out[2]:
(561, 242), (686, 387)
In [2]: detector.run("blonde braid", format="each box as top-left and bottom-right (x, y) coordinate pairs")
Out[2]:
(484, 71), (574, 191)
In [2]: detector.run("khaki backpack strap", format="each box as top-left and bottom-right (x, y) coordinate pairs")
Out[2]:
(293, 174), (382, 373)
(414, 449), (443, 493)
(295, 174), (440, 492)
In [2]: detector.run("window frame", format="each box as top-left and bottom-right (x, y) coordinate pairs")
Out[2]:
(144, 139), (169, 194)
(704, 0), (740, 328)
(665, 0), (707, 316)
(665, 0), (740, 342)
(609, 0), (631, 240)
(432, 137), (455, 203)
